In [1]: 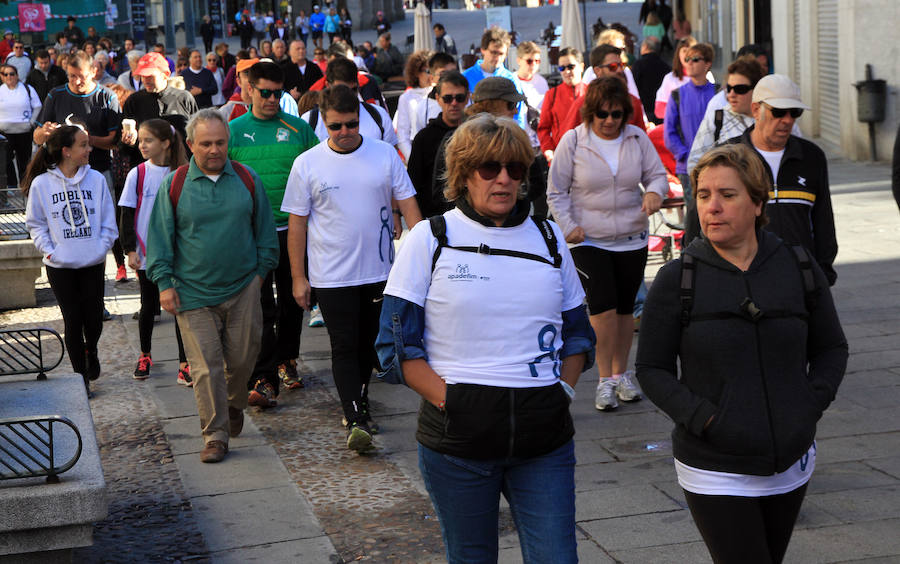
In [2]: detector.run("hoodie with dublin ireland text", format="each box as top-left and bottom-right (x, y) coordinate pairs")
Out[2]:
(25, 165), (118, 269)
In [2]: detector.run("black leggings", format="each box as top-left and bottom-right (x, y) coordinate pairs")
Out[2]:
(684, 483), (808, 564)
(571, 245), (647, 315)
(46, 263), (105, 377)
(315, 281), (385, 424)
(136, 270), (187, 362)
(3, 131), (32, 186)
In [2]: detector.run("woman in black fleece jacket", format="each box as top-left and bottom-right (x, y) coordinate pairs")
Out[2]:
(636, 144), (848, 564)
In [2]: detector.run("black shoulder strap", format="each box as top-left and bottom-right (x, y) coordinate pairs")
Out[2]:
(309, 105), (319, 130)
(713, 109), (724, 143)
(429, 215), (448, 272)
(672, 88), (685, 146)
(531, 216), (562, 268)
(680, 253), (696, 327)
(361, 101), (385, 139)
(789, 244), (817, 311)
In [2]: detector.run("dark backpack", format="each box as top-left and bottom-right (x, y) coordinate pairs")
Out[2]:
(428, 215), (562, 273)
(308, 101), (385, 139)
(679, 244), (817, 327)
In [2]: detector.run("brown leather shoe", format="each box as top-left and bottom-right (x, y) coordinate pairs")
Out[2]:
(229, 406), (244, 437)
(200, 440), (228, 463)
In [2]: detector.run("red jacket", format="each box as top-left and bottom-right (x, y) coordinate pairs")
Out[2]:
(561, 94), (646, 136)
(537, 82), (588, 152)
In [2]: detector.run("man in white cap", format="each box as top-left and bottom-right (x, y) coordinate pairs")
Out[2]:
(725, 73), (837, 285)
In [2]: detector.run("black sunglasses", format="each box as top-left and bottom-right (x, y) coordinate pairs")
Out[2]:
(725, 83), (753, 95)
(256, 88), (283, 99)
(440, 93), (467, 104)
(558, 63), (577, 72)
(685, 56), (707, 63)
(476, 161), (527, 181)
(0, 72), (15, 77)
(766, 104), (803, 119)
(325, 119), (360, 131)
(596, 110), (623, 120)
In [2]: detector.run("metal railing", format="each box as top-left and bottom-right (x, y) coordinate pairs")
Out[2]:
(0, 328), (65, 380)
(0, 416), (83, 484)
(0, 186), (28, 240)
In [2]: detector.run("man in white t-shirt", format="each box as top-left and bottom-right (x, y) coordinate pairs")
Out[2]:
(283, 85), (422, 453)
(515, 41), (548, 149)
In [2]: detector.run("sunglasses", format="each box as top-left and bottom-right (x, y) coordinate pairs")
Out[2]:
(725, 83), (753, 95)
(440, 93), (467, 104)
(598, 62), (625, 72)
(766, 105), (804, 119)
(525, 58), (541, 65)
(476, 161), (527, 181)
(596, 109), (623, 120)
(256, 88), (283, 99)
(558, 63), (577, 72)
(685, 56), (707, 63)
(325, 120), (360, 131)
(0, 72), (15, 77)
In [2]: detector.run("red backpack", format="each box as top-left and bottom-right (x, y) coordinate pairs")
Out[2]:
(168, 161), (255, 208)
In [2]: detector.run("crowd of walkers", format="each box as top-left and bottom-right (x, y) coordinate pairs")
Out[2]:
(14, 7), (849, 563)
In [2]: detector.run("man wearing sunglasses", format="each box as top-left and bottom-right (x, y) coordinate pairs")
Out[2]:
(282, 84), (422, 452)
(407, 71), (469, 217)
(724, 74), (837, 285)
(228, 61), (319, 407)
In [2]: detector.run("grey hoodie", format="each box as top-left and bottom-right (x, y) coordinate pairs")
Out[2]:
(25, 165), (118, 269)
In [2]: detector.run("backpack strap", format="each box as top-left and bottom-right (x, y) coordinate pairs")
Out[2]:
(531, 216), (562, 268)
(361, 101), (385, 139)
(135, 163), (147, 257)
(429, 215), (448, 272)
(789, 244), (818, 312)
(679, 253), (696, 327)
(672, 88), (685, 146)
(168, 164), (190, 210)
(230, 160), (256, 197)
(713, 109), (724, 144)
(309, 106), (319, 131)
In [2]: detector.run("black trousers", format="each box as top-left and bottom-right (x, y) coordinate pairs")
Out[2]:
(136, 270), (187, 362)
(250, 230), (303, 393)
(46, 263), (105, 377)
(684, 483), (808, 564)
(315, 281), (385, 424)
(3, 131), (32, 187)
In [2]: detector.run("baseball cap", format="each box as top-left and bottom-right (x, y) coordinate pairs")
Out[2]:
(236, 58), (260, 74)
(752, 74), (810, 110)
(473, 77), (526, 104)
(133, 52), (171, 77)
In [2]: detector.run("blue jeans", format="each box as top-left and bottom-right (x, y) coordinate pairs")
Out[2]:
(418, 440), (577, 564)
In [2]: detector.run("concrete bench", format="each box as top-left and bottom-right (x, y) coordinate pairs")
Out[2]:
(0, 373), (107, 563)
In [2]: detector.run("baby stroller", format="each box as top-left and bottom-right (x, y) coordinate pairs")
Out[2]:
(646, 125), (684, 263)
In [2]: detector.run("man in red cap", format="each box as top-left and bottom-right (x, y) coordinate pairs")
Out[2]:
(119, 52), (198, 169)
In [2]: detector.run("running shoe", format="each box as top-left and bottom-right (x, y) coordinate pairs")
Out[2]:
(277, 361), (304, 389)
(595, 378), (618, 411)
(176, 364), (193, 387)
(133, 354), (152, 380)
(341, 399), (380, 434)
(346, 421), (373, 453)
(308, 305), (325, 327)
(616, 370), (643, 402)
(85, 348), (101, 381)
(115, 264), (128, 283)
(102, 307), (112, 321)
(248, 380), (278, 408)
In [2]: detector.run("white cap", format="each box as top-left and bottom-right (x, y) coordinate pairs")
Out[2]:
(752, 74), (811, 110)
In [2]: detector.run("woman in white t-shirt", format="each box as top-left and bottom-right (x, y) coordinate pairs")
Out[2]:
(547, 76), (668, 413)
(392, 50), (435, 162)
(0, 63), (41, 186)
(375, 114), (595, 564)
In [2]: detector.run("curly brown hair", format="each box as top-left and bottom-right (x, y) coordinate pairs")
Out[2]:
(581, 76), (632, 130)
(404, 50), (433, 88)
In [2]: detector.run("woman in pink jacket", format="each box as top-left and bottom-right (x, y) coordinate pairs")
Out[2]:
(547, 76), (668, 413)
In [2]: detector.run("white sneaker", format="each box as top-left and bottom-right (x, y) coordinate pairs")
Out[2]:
(595, 378), (619, 411)
(308, 305), (325, 327)
(616, 370), (643, 402)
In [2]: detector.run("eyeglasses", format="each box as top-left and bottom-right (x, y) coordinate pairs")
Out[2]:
(0, 72), (15, 77)
(440, 93), (467, 104)
(596, 109), (623, 120)
(765, 104), (804, 119)
(597, 62), (625, 72)
(525, 58), (541, 65)
(255, 88), (283, 99)
(725, 83), (753, 95)
(475, 161), (527, 181)
(685, 56), (707, 63)
(558, 63), (577, 72)
(325, 119), (360, 131)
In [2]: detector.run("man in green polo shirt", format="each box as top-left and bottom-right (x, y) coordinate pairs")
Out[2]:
(147, 109), (279, 464)
(228, 60), (319, 406)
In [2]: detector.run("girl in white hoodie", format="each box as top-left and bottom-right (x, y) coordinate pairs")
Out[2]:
(24, 123), (118, 395)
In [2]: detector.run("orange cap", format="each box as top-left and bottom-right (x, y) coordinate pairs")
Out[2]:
(236, 58), (260, 74)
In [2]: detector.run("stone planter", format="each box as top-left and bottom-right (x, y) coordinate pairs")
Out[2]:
(0, 240), (43, 310)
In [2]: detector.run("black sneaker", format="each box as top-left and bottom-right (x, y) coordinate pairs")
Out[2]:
(346, 421), (373, 452)
(85, 349), (101, 381)
(133, 354), (152, 380)
(102, 308), (112, 321)
(359, 397), (380, 434)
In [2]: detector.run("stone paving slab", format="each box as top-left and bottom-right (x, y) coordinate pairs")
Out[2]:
(807, 485), (900, 522)
(161, 415), (268, 455)
(784, 518), (900, 563)
(866, 455), (900, 480)
(209, 537), (341, 564)
(579, 510), (703, 552)
(173, 445), (295, 498)
(806, 461), (900, 494)
(610, 541), (713, 564)
(575, 484), (681, 521)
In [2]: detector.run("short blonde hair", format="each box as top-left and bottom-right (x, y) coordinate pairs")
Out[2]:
(442, 113), (534, 203)
(516, 41), (539, 58)
(691, 144), (770, 228)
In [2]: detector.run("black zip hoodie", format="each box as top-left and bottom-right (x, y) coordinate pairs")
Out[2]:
(636, 230), (848, 475)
